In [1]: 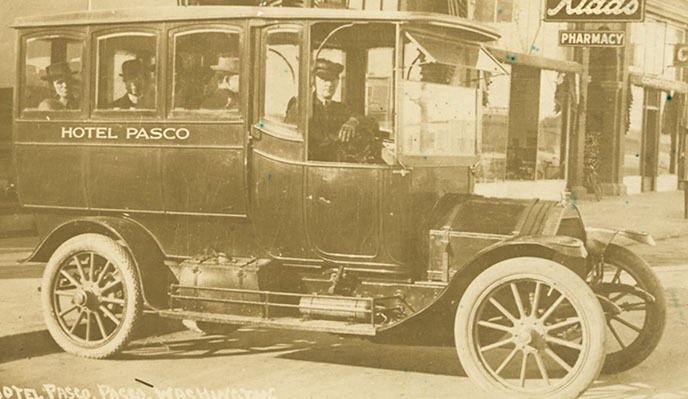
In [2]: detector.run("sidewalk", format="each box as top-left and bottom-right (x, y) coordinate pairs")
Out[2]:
(575, 190), (688, 241)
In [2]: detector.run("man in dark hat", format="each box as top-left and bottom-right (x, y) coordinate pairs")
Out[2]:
(286, 58), (362, 162)
(38, 62), (79, 111)
(112, 59), (154, 109)
(200, 55), (240, 110)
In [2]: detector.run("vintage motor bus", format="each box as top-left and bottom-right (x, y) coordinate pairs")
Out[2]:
(13, 6), (665, 398)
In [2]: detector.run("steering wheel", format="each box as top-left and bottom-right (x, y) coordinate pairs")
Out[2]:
(333, 117), (382, 164)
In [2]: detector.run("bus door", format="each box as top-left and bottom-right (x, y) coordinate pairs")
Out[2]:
(248, 23), (310, 259)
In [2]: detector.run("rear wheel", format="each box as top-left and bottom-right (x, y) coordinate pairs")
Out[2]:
(590, 244), (666, 374)
(455, 258), (605, 399)
(41, 233), (142, 359)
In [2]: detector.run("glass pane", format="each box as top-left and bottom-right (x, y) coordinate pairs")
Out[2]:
(537, 70), (565, 180)
(23, 36), (82, 111)
(665, 25), (684, 81)
(173, 29), (241, 115)
(496, 0), (513, 22)
(400, 79), (477, 157)
(480, 66), (511, 182)
(629, 23), (645, 71)
(474, 0), (496, 22)
(366, 47), (394, 132)
(659, 92), (678, 175)
(265, 29), (299, 125)
(400, 34), (479, 158)
(624, 85), (643, 193)
(97, 33), (157, 110)
(506, 65), (539, 180)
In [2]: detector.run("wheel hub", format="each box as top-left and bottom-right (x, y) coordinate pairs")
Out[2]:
(513, 319), (546, 350)
(73, 288), (100, 310)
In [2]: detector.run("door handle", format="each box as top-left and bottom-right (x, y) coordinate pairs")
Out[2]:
(250, 126), (262, 141)
(392, 169), (411, 177)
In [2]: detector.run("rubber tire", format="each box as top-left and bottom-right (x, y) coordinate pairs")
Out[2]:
(41, 233), (143, 359)
(600, 244), (666, 374)
(455, 258), (606, 399)
(182, 319), (240, 335)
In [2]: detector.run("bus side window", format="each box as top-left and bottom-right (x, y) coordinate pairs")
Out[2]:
(264, 27), (300, 129)
(171, 28), (241, 117)
(22, 35), (83, 112)
(96, 32), (157, 110)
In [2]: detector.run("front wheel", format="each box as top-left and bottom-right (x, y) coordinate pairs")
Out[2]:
(455, 258), (606, 399)
(41, 234), (143, 359)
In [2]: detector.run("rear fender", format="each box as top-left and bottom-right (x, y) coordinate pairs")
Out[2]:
(586, 227), (655, 257)
(27, 217), (171, 310)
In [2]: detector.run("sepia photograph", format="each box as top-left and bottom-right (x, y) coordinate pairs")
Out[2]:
(0, 0), (686, 397)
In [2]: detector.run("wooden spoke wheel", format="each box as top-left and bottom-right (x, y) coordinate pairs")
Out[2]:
(589, 244), (666, 374)
(455, 258), (605, 399)
(41, 234), (142, 359)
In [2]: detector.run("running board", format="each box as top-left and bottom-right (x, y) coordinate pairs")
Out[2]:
(158, 309), (377, 336)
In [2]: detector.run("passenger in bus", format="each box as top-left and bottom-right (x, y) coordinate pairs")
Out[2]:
(200, 56), (240, 110)
(286, 58), (362, 162)
(38, 62), (79, 111)
(112, 59), (154, 109)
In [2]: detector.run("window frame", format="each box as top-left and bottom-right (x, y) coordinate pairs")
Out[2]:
(396, 26), (482, 167)
(18, 28), (88, 121)
(258, 23), (304, 141)
(166, 22), (245, 121)
(305, 21), (399, 165)
(90, 25), (162, 120)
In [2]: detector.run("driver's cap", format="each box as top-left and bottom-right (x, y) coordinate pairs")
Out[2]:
(313, 58), (343, 81)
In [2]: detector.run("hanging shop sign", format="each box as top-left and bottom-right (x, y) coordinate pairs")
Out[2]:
(559, 30), (625, 47)
(674, 45), (688, 67)
(544, 0), (645, 22)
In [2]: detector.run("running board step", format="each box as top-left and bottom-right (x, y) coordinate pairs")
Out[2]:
(158, 309), (377, 336)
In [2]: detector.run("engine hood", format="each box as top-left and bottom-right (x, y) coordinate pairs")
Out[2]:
(429, 194), (567, 237)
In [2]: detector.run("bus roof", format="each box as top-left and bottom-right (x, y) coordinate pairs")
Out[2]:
(13, 6), (499, 42)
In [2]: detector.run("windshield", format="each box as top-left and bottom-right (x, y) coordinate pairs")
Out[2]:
(398, 30), (504, 165)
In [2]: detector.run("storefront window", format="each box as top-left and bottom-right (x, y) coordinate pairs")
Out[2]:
(624, 85), (643, 194)
(630, 19), (685, 80)
(489, 1), (571, 62)
(665, 26), (685, 81)
(488, 66), (572, 182)
(474, 0), (514, 23)
(480, 67), (511, 182)
(537, 70), (565, 180)
(659, 92), (680, 176)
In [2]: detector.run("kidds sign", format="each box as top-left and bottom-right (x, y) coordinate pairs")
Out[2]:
(544, 0), (645, 22)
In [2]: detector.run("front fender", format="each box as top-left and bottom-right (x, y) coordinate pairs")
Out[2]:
(585, 227), (655, 257)
(27, 217), (172, 310)
(373, 237), (588, 345)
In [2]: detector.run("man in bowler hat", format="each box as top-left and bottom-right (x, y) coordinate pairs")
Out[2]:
(38, 62), (79, 111)
(112, 59), (154, 109)
(200, 56), (240, 110)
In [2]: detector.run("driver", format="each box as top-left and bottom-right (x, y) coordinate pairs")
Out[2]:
(298, 59), (362, 162)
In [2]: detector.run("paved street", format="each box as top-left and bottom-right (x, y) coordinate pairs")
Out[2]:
(0, 236), (687, 399)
